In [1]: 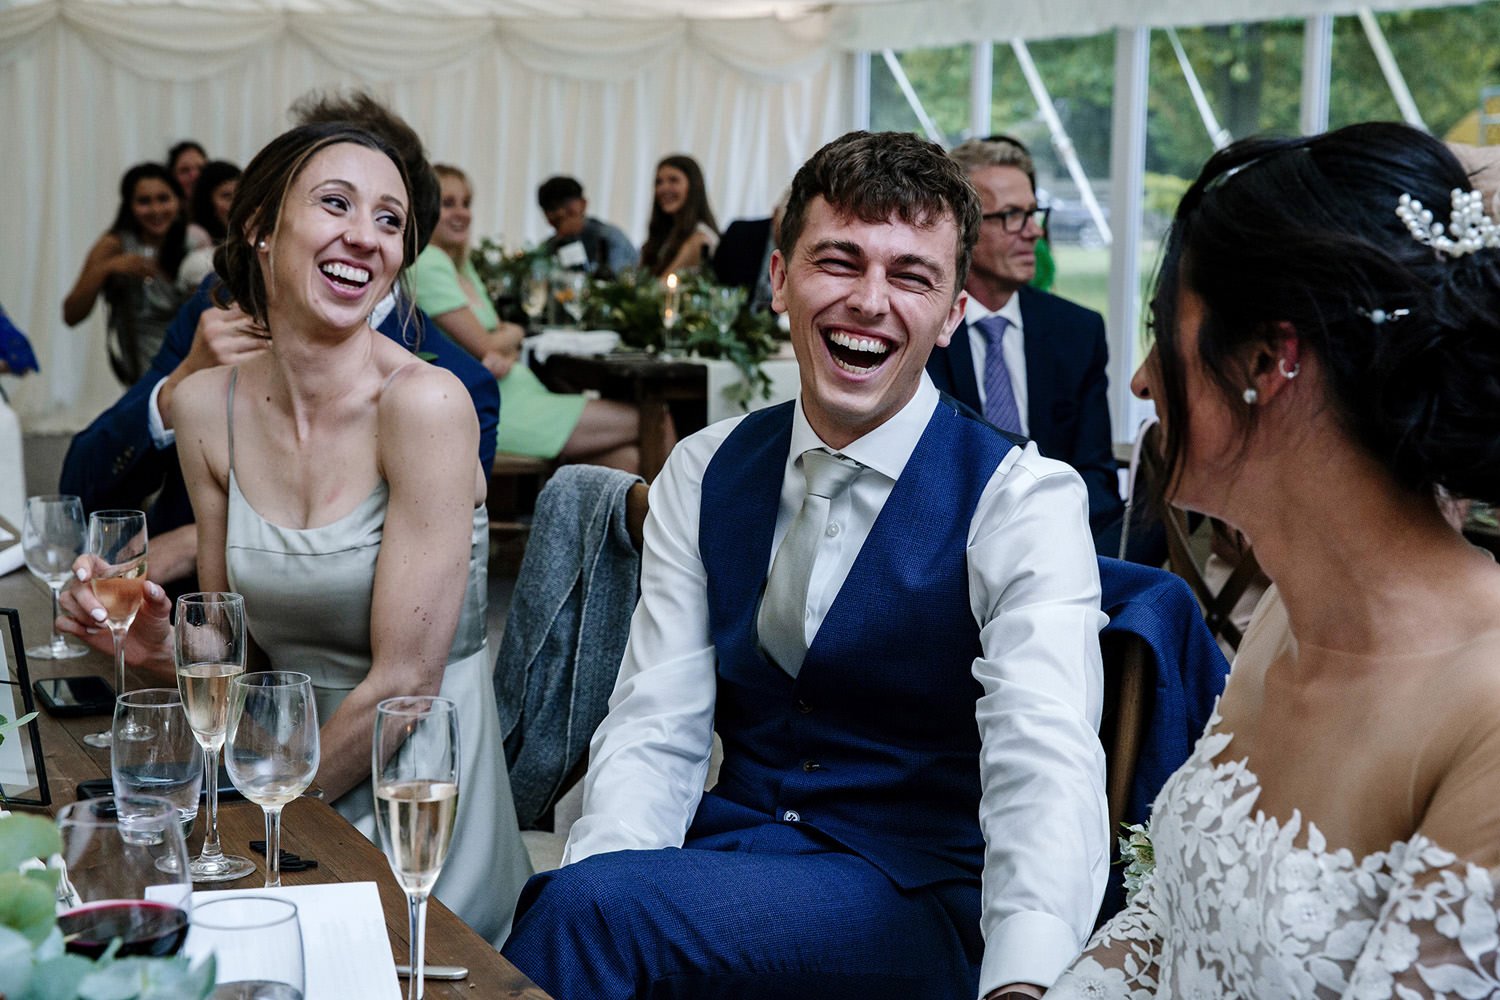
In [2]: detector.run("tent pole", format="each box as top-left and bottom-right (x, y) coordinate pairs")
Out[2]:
(880, 50), (945, 144)
(1167, 27), (1230, 149)
(1010, 38), (1111, 246)
(1357, 7), (1426, 130)
(970, 41), (993, 139)
(1300, 15), (1333, 135)
(853, 51), (872, 131)
(1107, 26), (1151, 447)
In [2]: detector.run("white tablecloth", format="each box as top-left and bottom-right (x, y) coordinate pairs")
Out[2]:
(702, 357), (801, 427)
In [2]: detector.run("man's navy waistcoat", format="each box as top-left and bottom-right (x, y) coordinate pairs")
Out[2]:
(693, 396), (1018, 889)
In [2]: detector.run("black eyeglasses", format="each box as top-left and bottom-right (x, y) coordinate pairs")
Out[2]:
(980, 206), (1050, 234)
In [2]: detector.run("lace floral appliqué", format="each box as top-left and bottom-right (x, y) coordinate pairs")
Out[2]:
(1050, 715), (1500, 999)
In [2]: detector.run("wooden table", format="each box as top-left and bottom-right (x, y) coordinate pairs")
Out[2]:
(0, 569), (550, 1000)
(537, 352), (708, 480)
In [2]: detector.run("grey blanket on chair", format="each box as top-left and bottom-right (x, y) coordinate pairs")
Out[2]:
(494, 464), (643, 829)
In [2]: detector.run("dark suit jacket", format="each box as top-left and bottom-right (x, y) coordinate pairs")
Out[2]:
(711, 217), (773, 293)
(926, 285), (1123, 539)
(59, 277), (500, 539)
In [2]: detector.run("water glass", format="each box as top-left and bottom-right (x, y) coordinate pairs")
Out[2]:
(112, 688), (203, 871)
(55, 795), (192, 959)
(373, 696), (459, 1000)
(227, 672), (319, 888)
(83, 509), (148, 748)
(175, 592), (255, 883)
(21, 494), (88, 659)
(190, 896), (305, 1000)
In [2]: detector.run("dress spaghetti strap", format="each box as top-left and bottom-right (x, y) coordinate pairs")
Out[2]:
(226, 366), (239, 476)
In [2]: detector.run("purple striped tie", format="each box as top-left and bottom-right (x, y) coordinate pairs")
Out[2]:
(977, 314), (1022, 434)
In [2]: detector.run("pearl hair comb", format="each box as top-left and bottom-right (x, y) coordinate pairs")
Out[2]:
(1396, 189), (1500, 259)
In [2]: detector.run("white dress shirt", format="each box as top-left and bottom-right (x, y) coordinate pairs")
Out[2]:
(965, 292), (1029, 435)
(565, 374), (1109, 994)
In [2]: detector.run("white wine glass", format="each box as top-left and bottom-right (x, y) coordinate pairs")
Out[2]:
(555, 270), (588, 328)
(708, 285), (747, 338)
(83, 509), (148, 747)
(21, 494), (88, 659)
(227, 672), (319, 889)
(373, 696), (459, 1000)
(111, 688), (203, 873)
(190, 897), (305, 1000)
(175, 593), (255, 883)
(521, 261), (550, 328)
(55, 795), (192, 959)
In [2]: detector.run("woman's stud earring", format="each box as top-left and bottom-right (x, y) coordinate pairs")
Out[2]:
(1242, 387), (1259, 405)
(256, 239), (267, 251)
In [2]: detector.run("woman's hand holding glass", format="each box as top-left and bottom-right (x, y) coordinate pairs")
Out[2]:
(227, 672), (319, 889)
(175, 592), (256, 884)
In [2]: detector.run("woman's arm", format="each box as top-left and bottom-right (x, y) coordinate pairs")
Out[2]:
(172, 366), (234, 593)
(62, 233), (151, 326)
(428, 306), (521, 379)
(313, 364), (481, 801)
(660, 230), (713, 277)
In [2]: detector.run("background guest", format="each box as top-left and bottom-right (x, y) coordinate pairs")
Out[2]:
(166, 140), (207, 204)
(414, 163), (642, 472)
(640, 153), (719, 277)
(62, 162), (192, 384)
(538, 175), (637, 274)
(712, 190), (787, 312)
(180, 160), (242, 289)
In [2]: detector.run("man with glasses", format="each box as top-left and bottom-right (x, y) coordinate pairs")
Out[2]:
(927, 137), (1125, 552)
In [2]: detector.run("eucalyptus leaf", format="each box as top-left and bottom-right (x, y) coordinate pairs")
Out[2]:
(23, 952), (92, 1000)
(0, 814), (62, 871)
(0, 923), (36, 997)
(0, 871), (61, 944)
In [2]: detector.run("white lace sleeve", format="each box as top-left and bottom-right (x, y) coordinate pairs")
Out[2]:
(1047, 878), (1163, 999)
(1345, 838), (1500, 1000)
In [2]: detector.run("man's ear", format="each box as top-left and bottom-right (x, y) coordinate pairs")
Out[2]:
(769, 248), (788, 315)
(937, 290), (967, 349)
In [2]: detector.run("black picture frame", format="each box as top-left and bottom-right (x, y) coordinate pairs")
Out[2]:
(0, 607), (50, 808)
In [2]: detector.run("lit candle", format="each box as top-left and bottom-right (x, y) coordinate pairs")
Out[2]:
(663, 272), (680, 329)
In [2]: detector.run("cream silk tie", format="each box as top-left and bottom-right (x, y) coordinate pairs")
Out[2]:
(756, 449), (863, 678)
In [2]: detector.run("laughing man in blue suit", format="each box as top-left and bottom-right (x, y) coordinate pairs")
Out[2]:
(503, 131), (1107, 1000)
(926, 137), (1125, 554)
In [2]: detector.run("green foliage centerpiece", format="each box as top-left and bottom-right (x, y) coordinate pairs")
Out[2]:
(0, 813), (213, 1000)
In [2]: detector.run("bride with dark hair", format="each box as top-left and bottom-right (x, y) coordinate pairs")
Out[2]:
(1051, 122), (1500, 998)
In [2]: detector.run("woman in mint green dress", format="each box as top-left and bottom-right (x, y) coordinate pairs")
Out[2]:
(413, 165), (641, 470)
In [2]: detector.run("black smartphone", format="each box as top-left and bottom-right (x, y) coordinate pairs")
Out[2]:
(78, 767), (244, 803)
(33, 676), (116, 716)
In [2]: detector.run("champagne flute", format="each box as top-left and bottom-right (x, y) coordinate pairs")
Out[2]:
(521, 263), (549, 329)
(373, 696), (459, 1000)
(83, 509), (148, 748)
(21, 494), (88, 659)
(55, 795), (192, 959)
(190, 897), (305, 1000)
(111, 688), (203, 873)
(555, 270), (588, 328)
(227, 672), (319, 889)
(175, 592), (256, 883)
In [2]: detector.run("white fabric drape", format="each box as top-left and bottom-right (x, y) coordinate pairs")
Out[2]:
(0, 1), (848, 430)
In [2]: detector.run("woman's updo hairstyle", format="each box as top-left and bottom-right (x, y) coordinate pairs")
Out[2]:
(213, 122), (416, 326)
(1152, 121), (1500, 504)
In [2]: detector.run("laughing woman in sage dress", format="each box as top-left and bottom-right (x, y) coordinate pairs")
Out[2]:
(1049, 123), (1500, 999)
(169, 122), (531, 945)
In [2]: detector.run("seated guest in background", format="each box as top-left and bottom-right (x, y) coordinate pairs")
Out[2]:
(926, 137), (1125, 554)
(712, 189), (787, 313)
(503, 130), (1107, 1000)
(1051, 123), (1500, 998)
(63, 163), (193, 384)
(537, 175), (637, 274)
(65, 120), (532, 946)
(57, 93), (498, 587)
(640, 153), (719, 277)
(179, 160), (242, 289)
(167, 140), (207, 205)
(414, 163), (642, 472)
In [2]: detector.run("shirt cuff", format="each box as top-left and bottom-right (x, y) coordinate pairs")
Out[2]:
(147, 378), (175, 449)
(978, 910), (1084, 996)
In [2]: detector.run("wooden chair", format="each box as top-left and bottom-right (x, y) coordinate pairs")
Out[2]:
(1099, 630), (1151, 836)
(486, 453), (554, 570)
(1134, 420), (1267, 653)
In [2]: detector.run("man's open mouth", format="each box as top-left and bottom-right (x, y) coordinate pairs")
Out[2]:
(824, 330), (891, 375)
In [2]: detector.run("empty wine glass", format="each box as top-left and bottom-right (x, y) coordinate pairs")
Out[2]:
(21, 494), (88, 659)
(83, 509), (148, 748)
(554, 270), (588, 328)
(55, 795), (192, 960)
(707, 286), (747, 338)
(175, 592), (255, 883)
(190, 896), (305, 1000)
(112, 688), (203, 873)
(227, 672), (319, 889)
(373, 696), (459, 1000)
